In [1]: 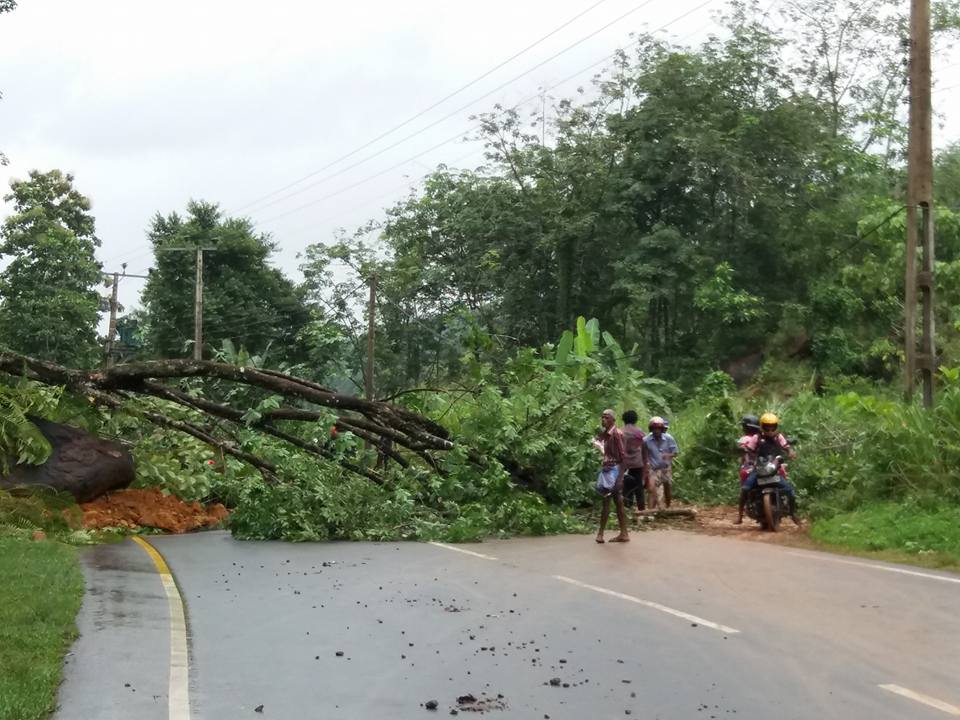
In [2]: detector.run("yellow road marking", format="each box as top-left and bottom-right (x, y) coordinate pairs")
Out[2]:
(132, 536), (191, 720)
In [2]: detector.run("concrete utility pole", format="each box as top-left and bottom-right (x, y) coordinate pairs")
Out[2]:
(105, 270), (120, 365)
(103, 264), (148, 366)
(194, 246), (204, 361)
(904, 0), (936, 407)
(158, 246), (214, 360)
(365, 274), (377, 401)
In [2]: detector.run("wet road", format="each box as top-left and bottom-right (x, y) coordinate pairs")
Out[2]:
(57, 530), (960, 719)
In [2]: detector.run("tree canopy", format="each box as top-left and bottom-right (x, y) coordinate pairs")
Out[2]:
(140, 201), (310, 364)
(0, 170), (103, 368)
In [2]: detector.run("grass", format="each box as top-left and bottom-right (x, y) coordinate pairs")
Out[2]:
(810, 502), (960, 571)
(0, 536), (84, 720)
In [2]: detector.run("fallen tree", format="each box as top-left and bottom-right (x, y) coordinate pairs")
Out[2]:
(0, 351), (459, 486)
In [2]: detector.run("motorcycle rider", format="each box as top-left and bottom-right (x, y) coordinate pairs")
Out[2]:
(737, 414), (761, 485)
(735, 413), (801, 526)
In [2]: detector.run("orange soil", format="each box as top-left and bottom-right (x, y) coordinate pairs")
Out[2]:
(81, 488), (229, 534)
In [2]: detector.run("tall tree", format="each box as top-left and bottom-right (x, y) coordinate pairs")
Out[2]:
(0, 0), (17, 166)
(0, 170), (103, 367)
(141, 201), (309, 363)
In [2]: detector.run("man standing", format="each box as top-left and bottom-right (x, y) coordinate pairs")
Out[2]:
(595, 409), (630, 543)
(644, 416), (679, 509)
(620, 410), (647, 518)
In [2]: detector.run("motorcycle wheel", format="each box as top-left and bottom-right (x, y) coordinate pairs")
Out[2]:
(762, 493), (779, 532)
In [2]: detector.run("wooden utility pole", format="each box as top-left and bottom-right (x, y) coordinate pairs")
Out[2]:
(905, 0), (936, 407)
(194, 246), (205, 361)
(365, 274), (377, 401)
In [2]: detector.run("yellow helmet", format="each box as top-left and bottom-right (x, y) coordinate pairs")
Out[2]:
(760, 412), (779, 431)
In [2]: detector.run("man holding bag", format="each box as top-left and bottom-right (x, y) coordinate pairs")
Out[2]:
(595, 409), (629, 543)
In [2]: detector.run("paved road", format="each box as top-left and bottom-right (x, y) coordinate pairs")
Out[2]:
(56, 530), (960, 719)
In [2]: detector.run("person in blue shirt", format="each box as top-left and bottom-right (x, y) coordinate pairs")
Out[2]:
(643, 416), (679, 509)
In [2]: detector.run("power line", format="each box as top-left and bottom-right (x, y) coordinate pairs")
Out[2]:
(239, 0), (661, 220)
(251, 0), (717, 229)
(230, 0), (614, 215)
(101, 1), (719, 270)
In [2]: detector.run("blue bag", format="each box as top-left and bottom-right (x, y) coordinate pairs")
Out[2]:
(595, 467), (619, 496)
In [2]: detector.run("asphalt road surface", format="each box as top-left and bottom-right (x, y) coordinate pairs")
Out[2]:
(55, 529), (960, 719)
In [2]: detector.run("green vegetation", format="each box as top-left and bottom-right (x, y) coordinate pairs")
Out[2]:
(811, 503), (960, 565)
(0, 537), (83, 720)
(0, 171), (103, 368)
(2, 0), (960, 564)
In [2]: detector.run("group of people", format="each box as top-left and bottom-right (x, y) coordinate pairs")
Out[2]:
(592, 408), (800, 543)
(593, 409), (679, 543)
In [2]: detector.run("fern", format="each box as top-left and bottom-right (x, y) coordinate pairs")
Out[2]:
(0, 381), (62, 474)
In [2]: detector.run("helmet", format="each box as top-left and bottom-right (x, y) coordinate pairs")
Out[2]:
(741, 414), (760, 431)
(760, 412), (779, 432)
(648, 416), (666, 431)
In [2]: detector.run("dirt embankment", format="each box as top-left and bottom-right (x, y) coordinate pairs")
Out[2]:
(81, 488), (228, 534)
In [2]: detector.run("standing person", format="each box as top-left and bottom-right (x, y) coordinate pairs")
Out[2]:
(595, 409), (630, 544)
(644, 416), (679, 509)
(620, 410), (648, 518)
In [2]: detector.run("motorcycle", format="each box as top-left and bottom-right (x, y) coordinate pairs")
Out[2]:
(744, 453), (791, 532)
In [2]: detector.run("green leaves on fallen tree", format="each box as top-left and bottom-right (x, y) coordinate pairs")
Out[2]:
(0, 382), (61, 472)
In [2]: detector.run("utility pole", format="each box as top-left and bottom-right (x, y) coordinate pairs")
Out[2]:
(194, 245), (204, 361)
(102, 264), (149, 366)
(157, 245), (215, 360)
(365, 273), (377, 401)
(105, 269), (121, 366)
(905, 0), (936, 407)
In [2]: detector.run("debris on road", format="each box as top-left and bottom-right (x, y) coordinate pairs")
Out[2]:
(80, 488), (228, 533)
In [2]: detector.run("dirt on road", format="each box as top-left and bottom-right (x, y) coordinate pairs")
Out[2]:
(81, 488), (229, 534)
(634, 503), (815, 549)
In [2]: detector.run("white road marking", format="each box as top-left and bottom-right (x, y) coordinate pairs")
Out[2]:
(879, 684), (960, 716)
(552, 575), (740, 634)
(786, 551), (960, 585)
(428, 541), (499, 561)
(133, 537), (191, 720)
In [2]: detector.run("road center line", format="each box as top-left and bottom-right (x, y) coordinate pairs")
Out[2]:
(786, 551), (960, 585)
(553, 575), (740, 634)
(133, 536), (191, 720)
(879, 684), (960, 716)
(428, 541), (499, 561)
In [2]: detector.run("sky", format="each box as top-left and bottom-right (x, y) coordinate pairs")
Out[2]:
(1, 0), (959, 322)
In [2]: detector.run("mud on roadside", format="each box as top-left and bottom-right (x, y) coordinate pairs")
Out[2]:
(639, 503), (817, 550)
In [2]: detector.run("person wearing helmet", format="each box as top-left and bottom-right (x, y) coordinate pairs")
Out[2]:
(735, 413), (800, 525)
(643, 416), (679, 509)
(737, 414), (761, 485)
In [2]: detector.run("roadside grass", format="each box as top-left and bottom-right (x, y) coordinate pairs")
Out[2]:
(810, 503), (960, 572)
(0, 536), (84, 720)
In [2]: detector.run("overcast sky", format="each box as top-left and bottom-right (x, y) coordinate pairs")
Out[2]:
(2, 0), (959, 320)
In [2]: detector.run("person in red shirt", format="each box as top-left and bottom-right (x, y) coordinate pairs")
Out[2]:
(620, 410), (648, 516)
(595, 409), (630, 543)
